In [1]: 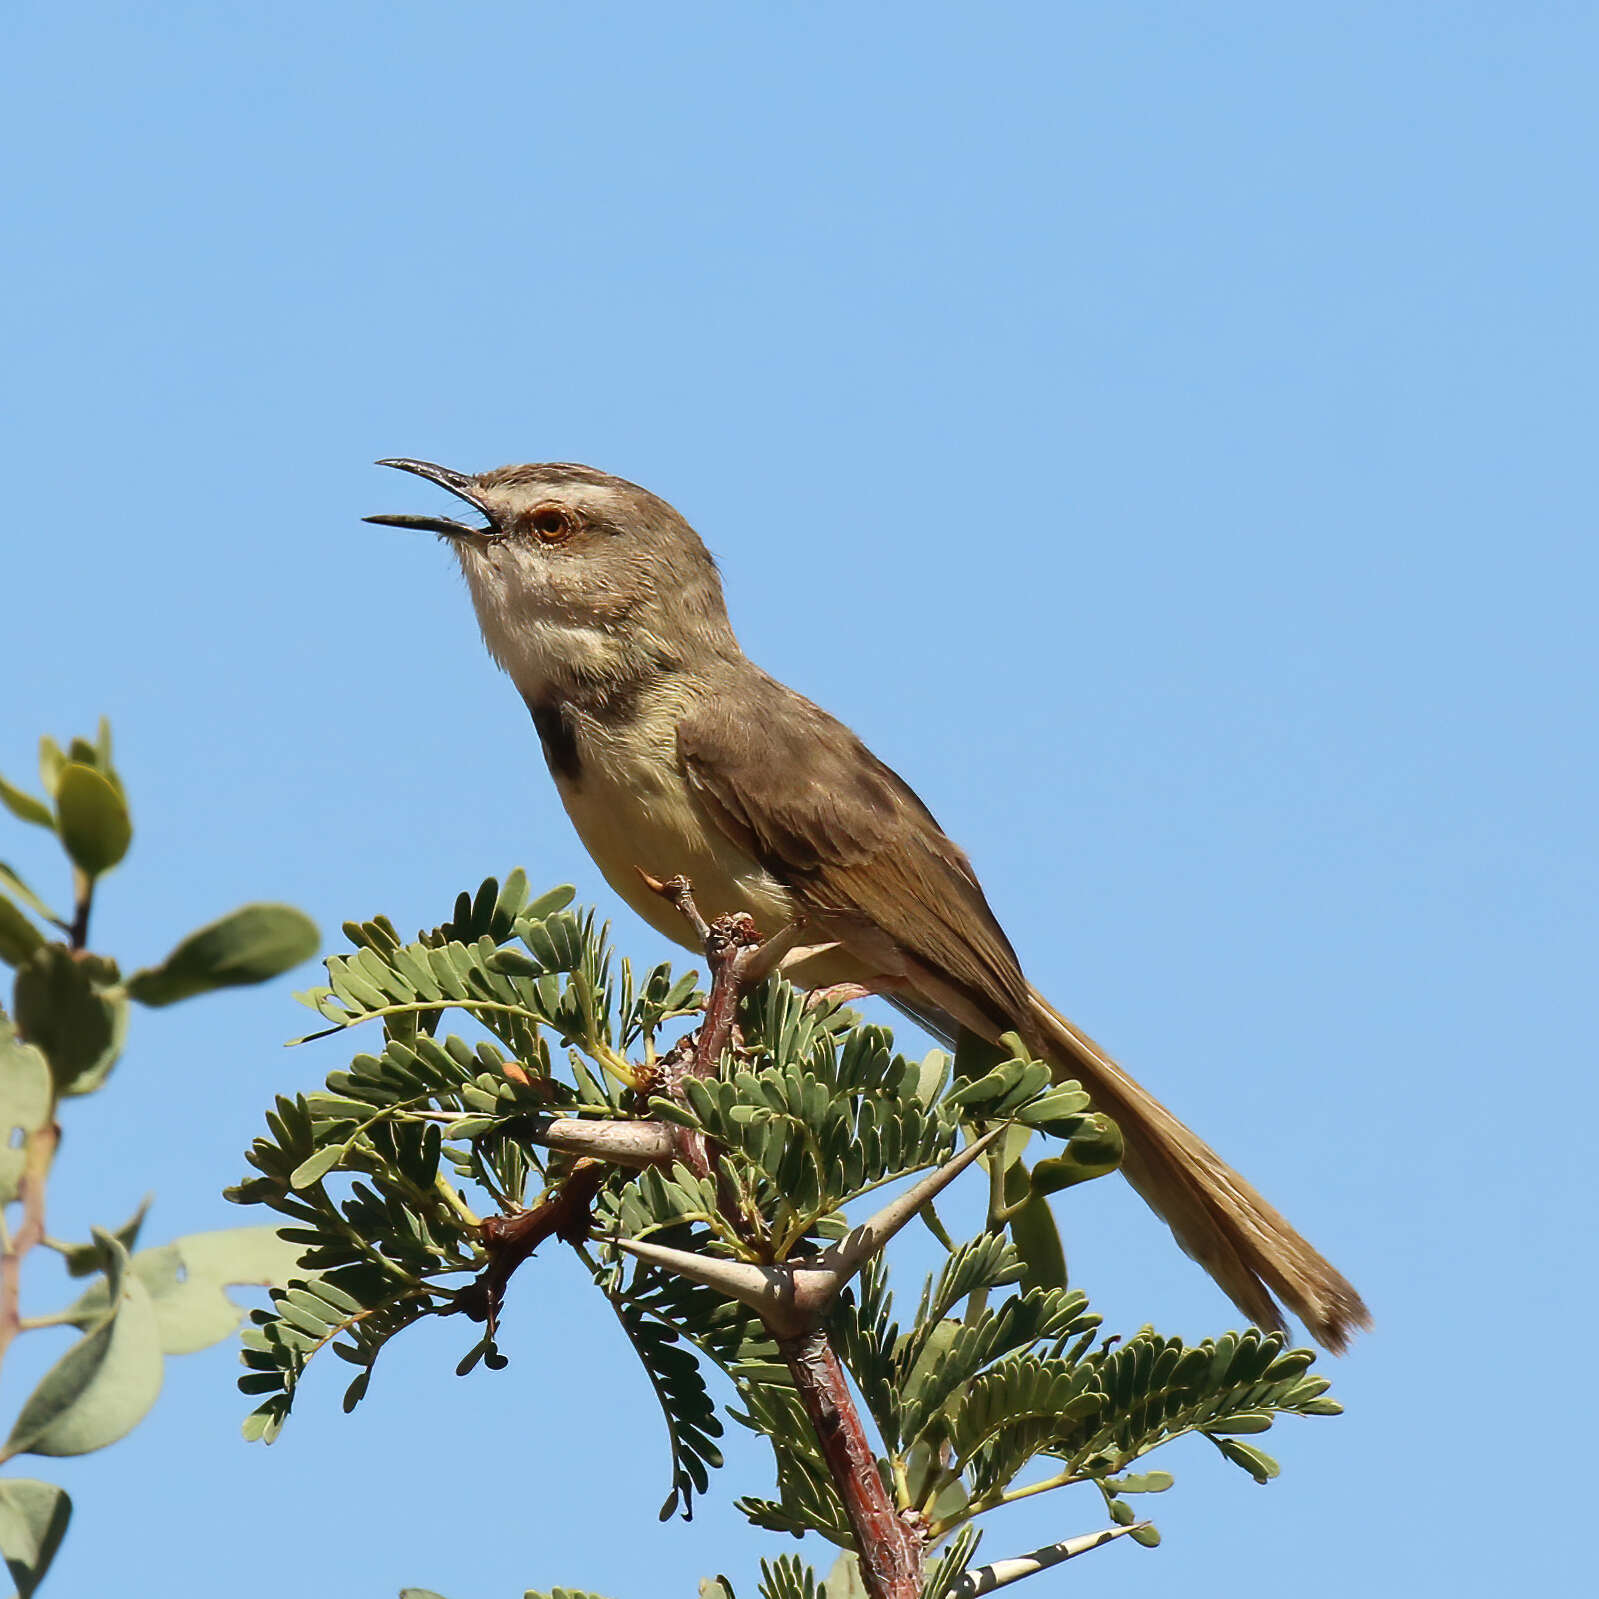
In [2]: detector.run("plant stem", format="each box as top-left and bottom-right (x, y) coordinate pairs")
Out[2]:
(0, 873), (84, 1377)
(0, 1122), (59, 1368)
(778, 1327), (925, 1599)
(67, 867), (93, 952)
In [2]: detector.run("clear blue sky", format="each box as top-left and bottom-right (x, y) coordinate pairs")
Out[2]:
(3, 3), (1593, 1595)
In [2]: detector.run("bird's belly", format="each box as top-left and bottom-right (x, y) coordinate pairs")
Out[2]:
(552, 741), (799, 955)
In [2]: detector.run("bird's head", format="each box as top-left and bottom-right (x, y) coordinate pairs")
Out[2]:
(367, 458), (737, 694)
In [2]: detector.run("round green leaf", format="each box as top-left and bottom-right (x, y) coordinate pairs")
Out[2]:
(2, 1239), (164, 1460)
(0, 1478), (72, 1598)
(125, 903), (320, 1006)
(53, 763), (131, 877)
(12, 946), (126, 1094)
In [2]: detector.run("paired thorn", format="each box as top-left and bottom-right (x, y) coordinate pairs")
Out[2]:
(615, 1126), (1003, 1339)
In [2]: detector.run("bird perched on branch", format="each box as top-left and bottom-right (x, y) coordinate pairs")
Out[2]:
(369, 458), (1370, 1352)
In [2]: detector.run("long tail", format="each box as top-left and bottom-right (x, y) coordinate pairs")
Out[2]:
(1027, 989), (1370, 1352)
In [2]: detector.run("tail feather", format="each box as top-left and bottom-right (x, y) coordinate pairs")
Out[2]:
(1026, 989), (1370, 1353)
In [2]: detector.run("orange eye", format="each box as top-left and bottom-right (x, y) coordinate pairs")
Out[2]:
(529, 504), (571, 542)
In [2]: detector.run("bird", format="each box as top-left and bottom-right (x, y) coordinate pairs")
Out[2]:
(368, 457), (1370, 1352)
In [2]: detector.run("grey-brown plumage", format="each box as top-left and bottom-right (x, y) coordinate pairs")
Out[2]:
(369, 457), (1371, 1352)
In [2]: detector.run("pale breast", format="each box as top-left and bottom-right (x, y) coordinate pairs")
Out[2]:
(551, 685), (801, 953)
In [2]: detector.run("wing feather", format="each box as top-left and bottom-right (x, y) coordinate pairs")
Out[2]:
(677, 674), (1030, 1030)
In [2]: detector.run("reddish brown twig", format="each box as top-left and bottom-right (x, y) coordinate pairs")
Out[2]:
(453, 1158), (606, 1346)
(642, 873), (764, 1084)
(781, 1329), (925, 1599)
(642, 876), (764, 1203)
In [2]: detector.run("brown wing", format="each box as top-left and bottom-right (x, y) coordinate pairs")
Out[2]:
(678, 670), (1031, 1034)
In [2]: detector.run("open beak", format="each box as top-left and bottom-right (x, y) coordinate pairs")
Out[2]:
(365, 458), (494, 539)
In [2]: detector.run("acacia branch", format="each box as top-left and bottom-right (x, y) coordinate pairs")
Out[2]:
(475, 878), (933, 1599)
(648, 878), (928, 1599)
(781, 1328), (925, 1599)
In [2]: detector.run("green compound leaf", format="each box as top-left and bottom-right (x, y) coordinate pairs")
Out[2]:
(1, 1235), (163, 1461)
(126, 903), (320, 1006)
(53, 763), (131, 877)
(0, 1479), (72, 1599)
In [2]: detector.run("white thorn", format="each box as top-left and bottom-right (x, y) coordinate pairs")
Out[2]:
(739, 919), (807, 984)
(532, 1118), (675, 1168)
(614, 1237), (805, 1328)
(615, 1126), (1004, 1337)
(949, 1524), (1143, 1595)
(795, 1126), (1003, 1309)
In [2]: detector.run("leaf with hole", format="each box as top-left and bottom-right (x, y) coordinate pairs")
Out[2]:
(0, 1021), (53, 1204)
(64, 1225), (307, 1355)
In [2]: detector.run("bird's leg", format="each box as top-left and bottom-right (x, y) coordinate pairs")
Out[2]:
(635, 867), (712, 944)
